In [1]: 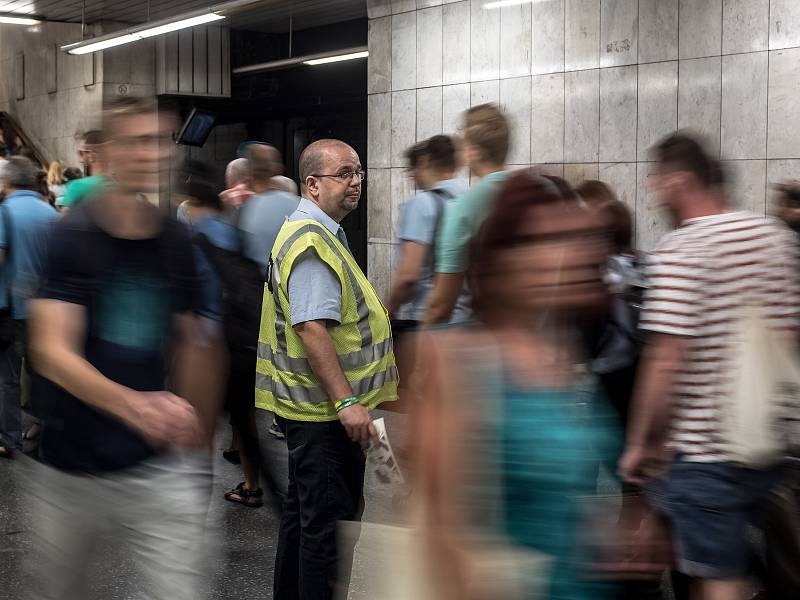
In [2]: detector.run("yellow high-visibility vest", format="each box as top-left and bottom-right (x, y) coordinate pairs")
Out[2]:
(255, 218), (398, 421)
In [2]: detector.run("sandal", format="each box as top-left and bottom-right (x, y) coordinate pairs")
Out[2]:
(0, 446), (13, 459)
(23, 423), (41, 441)
(224, 482), (263, 508)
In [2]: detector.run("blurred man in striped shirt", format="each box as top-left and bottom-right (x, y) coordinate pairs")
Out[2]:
(619, 133), (800, 600)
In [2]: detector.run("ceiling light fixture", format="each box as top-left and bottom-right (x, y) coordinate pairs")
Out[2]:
(483, 0), (549, 8)
(304, 50), (369, 66)
(60, 0), (259, 55)
(234, 46), (369, 75)
(0, 14), (40, 25)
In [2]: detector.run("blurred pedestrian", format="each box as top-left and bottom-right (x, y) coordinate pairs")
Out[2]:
(0, 157), (57, 459)
(414, 171), (620, 599)
(619, 133), (800, 600)
(257, 139), (397, 600)
(424, 103), (510, 324)
(46, 160), (66, 204)
(61, 129), (112, 211)
(26, 97), (216, 600)
(218, 156), (253, 210)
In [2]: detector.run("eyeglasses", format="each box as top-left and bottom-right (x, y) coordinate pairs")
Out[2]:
(311, 170), (366, 183)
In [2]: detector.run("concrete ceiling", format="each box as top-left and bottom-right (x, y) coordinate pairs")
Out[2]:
(0, 0), (366, 32)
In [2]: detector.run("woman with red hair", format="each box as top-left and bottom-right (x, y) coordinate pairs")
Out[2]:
(412, 171), (622, 599)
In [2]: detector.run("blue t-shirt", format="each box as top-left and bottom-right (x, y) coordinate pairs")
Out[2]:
(37, 206), (198, 473)
(394, 178), (471, 322)
(193, 213), (240, 321)
(286, 199), (350, 326)
(0, 190), (58, 319)
(239, 190), (300, 272)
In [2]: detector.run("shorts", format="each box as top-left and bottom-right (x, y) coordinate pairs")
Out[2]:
(645, 458), (782, 580)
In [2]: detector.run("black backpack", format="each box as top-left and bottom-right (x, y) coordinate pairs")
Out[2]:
(194, 232), (264, 357)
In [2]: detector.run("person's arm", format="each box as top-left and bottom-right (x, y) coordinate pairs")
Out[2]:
(619, 333), (686, 484)
(423, 272), (465, 324)
(28, 299), (200, 448)
(169, 311), (227, 447)
(386, 241), (428, 316)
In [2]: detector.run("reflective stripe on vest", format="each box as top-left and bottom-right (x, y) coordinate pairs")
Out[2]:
(255, 218), (397, 421)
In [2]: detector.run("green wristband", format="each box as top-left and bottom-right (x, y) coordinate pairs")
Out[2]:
(335, 396), (359, 413)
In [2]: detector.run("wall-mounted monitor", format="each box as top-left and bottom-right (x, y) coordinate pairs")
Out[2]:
(176, 108), (216, 147)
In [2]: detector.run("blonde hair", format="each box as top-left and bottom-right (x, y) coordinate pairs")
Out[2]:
(46, 160), (64, 186)
(462, 104), (510, 166)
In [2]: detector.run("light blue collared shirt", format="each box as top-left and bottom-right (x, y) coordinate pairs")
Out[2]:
(286, 198), (351, 326)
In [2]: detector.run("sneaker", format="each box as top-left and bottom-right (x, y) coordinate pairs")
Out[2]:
(268, 419), (285, 440)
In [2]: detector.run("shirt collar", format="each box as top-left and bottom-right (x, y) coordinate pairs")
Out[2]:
(296, 198), (341, 236)
(6, 189), (41, 201)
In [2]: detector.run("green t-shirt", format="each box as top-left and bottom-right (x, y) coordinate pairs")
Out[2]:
(59, 175), (112, 208)
(435, 170), (509, 274)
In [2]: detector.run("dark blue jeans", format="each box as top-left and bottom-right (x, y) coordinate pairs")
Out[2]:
(0, 320), (25, 449)
(273, 416), (366, 600)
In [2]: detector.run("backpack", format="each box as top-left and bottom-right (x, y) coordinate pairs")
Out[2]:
(194, 232), (264, 357)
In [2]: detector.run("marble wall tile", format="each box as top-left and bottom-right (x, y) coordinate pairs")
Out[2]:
(368, 93), (392, 168)
(599, 162), (637, 217)
(531, 73), (565, 164)
(500, 2), (532, 78)
(417, 86), (444, 140)
(442, 1), (471, 85)
(722, 0), (769, 54)
(392, 90), (417, 167)
(678, 56), (722, 157)
(391, 167), (417, 238)
(530, 163), (565, 177)
(723, 160), (766, 214)
(368, 17), (392, 94)
(564, 163), (600, 186)
(531, 0), (565, 75)
(679, 0), (722, 59)
(636, 162), (672, 252)
(368, 0), (392, 19)
(638, 0), (679, 63)
(565, 69), (600, 163)
(368, 241), (392, 299)
(770, 0), (800, 50)
(417, 7), (444, 87)
(418, 0), (442, 7)
(767, 159), (800, 212)
(599, 65), (637, 162)
(721, 52), (768, 159)
(392, 12), (417, 90)
(471, 0), (501, 81)
(601, 0), (639, 68)
(392, 0), (417, 14)
(500, 76), (532, 164)
(565, 0), (600, 71)
(368, 168), (393, 239)
(768, 48), (800, 158)
(442, 83), (471, 133)
(470, 79), (500, 105)
(637, 61), (678, 161)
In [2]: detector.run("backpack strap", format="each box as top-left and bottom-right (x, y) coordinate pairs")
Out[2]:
(428, 186), (455, 257)
(1, 204), (12, 315)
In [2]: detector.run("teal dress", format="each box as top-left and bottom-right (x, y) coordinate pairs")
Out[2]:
(501, 381), (620, 600)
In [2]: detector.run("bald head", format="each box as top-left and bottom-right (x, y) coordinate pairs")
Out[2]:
(248, 144), (283, 191)
(225, 157), (250, 188)
(299, 139), (357, 188)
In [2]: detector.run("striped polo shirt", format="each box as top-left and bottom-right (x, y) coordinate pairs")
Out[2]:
(640, 211), (800, 462)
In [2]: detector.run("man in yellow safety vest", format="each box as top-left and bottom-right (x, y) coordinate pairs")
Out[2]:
(256, 139), (397, 599)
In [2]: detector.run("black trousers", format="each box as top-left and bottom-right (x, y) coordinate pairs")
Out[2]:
(273, 416), (366, 600)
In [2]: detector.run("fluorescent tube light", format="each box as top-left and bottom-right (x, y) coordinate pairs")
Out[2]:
(304, 50), (369, 66)
(62, 9), (226, 55)
(137, 13), (224, 39)
(483, 0), (548, 8)
(0, 15), (40, 25)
